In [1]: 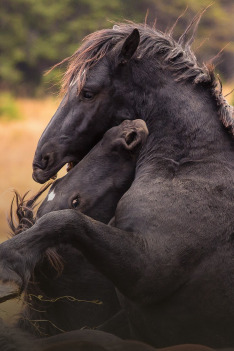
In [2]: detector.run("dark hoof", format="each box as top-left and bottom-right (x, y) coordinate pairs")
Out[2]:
(0, 281), (20, 303)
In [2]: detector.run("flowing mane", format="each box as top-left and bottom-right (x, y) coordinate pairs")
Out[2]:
(51, 21), (234, 136)
(8, 184), (50, 236)
(8, 185), (64, 274)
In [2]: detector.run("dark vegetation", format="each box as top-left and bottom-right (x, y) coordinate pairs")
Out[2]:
(0, 0), (233, 96)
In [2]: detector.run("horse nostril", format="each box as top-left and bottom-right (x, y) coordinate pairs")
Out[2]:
(33, 151), (55, 173)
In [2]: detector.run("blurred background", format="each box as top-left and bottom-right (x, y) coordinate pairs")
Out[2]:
(0, 0), (234, 243)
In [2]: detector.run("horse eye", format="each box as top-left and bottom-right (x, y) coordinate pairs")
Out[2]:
(71, 196), (80, 208)
(82, 91), (94, 100)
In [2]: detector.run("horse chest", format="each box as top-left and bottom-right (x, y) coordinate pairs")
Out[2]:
(114, 174), (234, 347)
(114, 176), (232, 237)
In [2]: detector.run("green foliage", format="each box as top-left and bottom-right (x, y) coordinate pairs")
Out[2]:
(39, 68), (64, 96)
(0, 93), (21, 120)
(0, 0), (233, 95)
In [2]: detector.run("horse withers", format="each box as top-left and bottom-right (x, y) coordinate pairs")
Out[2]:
(5, 119), (148, 337)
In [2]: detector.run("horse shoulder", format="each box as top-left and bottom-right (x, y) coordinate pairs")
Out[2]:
(115, 165), (234, 239)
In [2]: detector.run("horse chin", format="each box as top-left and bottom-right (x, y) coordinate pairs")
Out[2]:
(32, 170), (55, 184)
(33, 158), (80, 183)
(66, 161), (78, 172)
(32, 163), (64, 184)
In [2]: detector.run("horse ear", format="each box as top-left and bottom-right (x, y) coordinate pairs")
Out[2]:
(111, 120), (148, 154)
(118, 29), (140, 64)
(123, 128), (146, 152)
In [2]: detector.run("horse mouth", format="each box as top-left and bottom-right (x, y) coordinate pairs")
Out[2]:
(32, 159), (79, 184)
(32, 166), (61, 184)
(66, 161), (78, 172)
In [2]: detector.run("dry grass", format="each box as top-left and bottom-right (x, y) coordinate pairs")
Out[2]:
(0, 97), (63, 322)
(223, 83), (234, 105)
(0, 97), (67, 243)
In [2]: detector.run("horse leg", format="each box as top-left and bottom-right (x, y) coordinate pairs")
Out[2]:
(0, 208), (189, 304)
(0, 209), (148, 299)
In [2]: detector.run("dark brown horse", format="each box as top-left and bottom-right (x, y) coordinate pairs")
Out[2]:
(0, 21), (233, 348)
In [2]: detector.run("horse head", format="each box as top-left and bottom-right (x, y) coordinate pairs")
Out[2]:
(32, 23), (233, 184)
(36, 119), (148, 223)
(33, 29), (141, 183)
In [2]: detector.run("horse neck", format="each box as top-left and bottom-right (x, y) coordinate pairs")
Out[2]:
(133, 66), (233, 176)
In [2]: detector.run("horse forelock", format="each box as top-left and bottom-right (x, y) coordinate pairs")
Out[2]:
(60, 29), (118, 95)
(56, 20), (233, 136)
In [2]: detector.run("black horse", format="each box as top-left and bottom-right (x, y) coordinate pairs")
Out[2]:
(6, 120), (148, 336)
(0, 22), (233, 348)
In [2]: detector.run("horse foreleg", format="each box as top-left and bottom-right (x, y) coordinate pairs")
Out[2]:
(0, 209), (149, 301)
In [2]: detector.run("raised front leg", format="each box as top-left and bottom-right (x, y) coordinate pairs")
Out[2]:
(0, 209), (191, 304)
(0, 210), (147, 299)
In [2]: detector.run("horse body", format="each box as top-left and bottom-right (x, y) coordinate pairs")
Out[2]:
(112, 79), (234, 345)
(9, 120), (148, 336)
(0, 23), (233, 347)
(114, 166), (234, 346)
